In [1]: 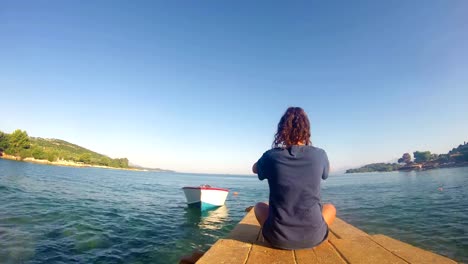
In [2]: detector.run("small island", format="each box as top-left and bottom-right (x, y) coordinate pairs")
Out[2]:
(346, 141), (468, 173)
(0, 129), (173, 172)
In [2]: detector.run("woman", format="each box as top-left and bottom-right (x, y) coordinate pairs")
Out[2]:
(252, 107), (336, 250)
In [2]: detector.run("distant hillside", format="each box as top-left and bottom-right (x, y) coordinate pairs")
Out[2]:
(31, 137), (130, 168)
(0, 129), (129, 168)
(346, 163), (401, 173)
(346, 141), (468, 173)
(129, 163), (175, 173)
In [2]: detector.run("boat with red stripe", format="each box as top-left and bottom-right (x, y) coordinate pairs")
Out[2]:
(182, 185), (229, 211)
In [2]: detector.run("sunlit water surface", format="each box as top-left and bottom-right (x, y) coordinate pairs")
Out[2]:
(0, 159), (467, 263)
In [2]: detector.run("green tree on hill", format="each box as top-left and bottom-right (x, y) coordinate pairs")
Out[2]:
(78, 153), (91, 163)
(0, 131), (9, 152)
(97, 156), (112, 166)
(398, 153), (412, 164)
(436, 154), (450, 163)
(413, 151), (432, 163)
(8, 129), (31, 157)
(32, 147), (48, 160)
(109, 158), (129, 168)
(47, 150), (59, 162)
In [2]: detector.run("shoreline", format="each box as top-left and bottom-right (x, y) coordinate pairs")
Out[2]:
(0, 154), (147, 172)
(346, 162), (468, 174)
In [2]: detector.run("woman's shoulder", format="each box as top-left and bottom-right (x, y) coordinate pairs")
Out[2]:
(263, 146), (327, 157)
(259, 147), (290, 160)
(263, 147), (285, 156)
(303, 146), (328, 158)
(308, 145), (326, 153)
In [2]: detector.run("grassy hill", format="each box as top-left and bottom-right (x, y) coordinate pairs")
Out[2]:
(31, 137), (129, 168)
(0, 129), (129, 168)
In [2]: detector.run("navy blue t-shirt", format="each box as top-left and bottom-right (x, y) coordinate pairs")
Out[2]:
(257, 145), (330, 249)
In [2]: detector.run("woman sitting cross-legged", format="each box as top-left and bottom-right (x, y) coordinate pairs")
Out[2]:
(252, 106), (336, 250)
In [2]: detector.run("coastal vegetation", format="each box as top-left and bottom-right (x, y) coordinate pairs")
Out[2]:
(0, 129), (129, 168)
(346, 141), (468, 173)
(345, 163), (401, 173)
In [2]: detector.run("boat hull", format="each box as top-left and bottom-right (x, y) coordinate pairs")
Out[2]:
(182, 187), (229, 211)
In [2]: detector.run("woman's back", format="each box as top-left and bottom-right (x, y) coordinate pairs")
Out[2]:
(257, 145), (329, 249)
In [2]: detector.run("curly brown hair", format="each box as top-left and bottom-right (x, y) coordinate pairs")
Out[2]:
(273, 107), (311, 148)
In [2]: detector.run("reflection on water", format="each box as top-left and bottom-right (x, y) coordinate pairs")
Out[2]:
(199, 206), (229, 230)
(179, 205), (233, 257)
(184, 206), (229, 231)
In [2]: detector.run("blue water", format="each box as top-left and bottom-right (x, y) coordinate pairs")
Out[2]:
(0, 159), (467, 263)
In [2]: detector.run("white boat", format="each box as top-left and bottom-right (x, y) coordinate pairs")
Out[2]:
(182, 185), (229, 211)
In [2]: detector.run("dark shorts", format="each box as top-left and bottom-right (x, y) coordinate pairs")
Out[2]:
(262, 223), (329, 250)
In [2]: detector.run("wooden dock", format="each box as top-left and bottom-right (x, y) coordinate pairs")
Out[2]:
(196, 209), (457, 264)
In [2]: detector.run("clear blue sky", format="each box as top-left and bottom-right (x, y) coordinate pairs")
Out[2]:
(1, 1), (467, 174)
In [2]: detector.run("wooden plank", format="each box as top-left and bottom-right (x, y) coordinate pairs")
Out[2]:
(329, 218), (369, 239)
(196, 239), (251, 264)
(246, 240), (295, 264)
(294, 248), (319, 264)
(228, 210), (261, 243)
(327, 230), (339, 240)
(371, 235), (457, 264)
(314, 241), (347, 264)
(295, 241), (346, 264)
(329, 237), (407, 264)
(237, 209), (259, 226)
(197, 211), (260, 264)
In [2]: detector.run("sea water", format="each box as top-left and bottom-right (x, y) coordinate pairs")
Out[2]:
(0, 159), (467, 263)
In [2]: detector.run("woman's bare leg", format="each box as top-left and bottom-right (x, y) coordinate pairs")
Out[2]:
(322, 203), (336, 226)
(254, 202), (269, 226)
